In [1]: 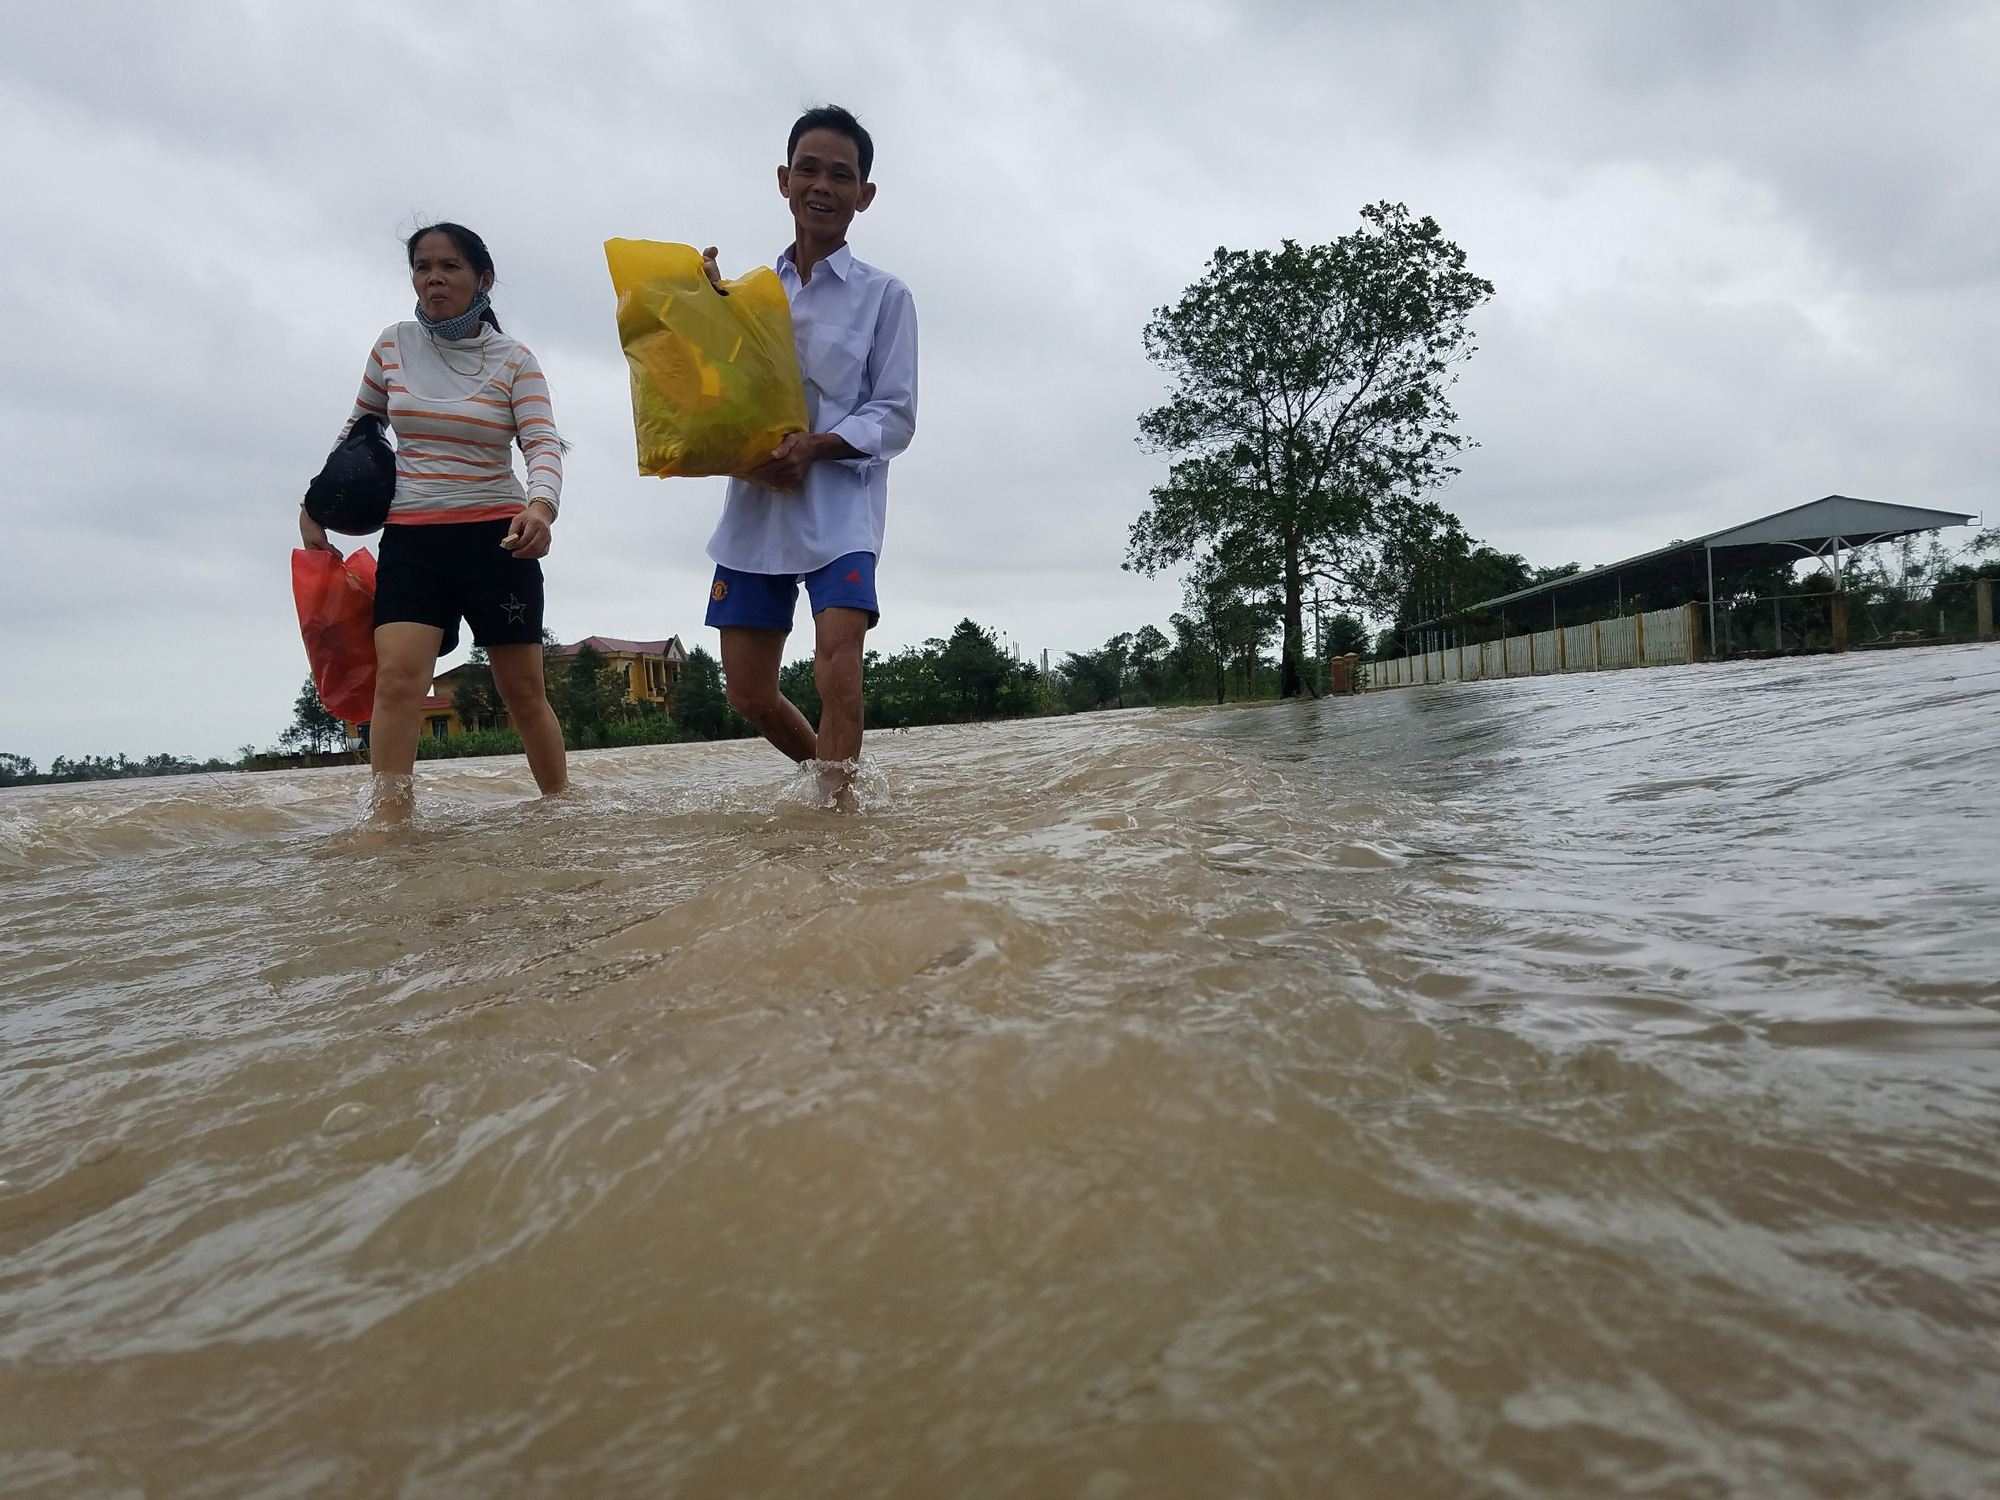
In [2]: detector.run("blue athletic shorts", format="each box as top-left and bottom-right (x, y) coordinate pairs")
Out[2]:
(704, 551), (879, 632)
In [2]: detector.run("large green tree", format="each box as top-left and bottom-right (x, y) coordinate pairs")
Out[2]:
(1127, 202), (1494, 696)
(1321, 612), (1371, 659)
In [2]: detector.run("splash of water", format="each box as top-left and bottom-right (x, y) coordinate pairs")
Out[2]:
(776, 755), (893, 813)
(356, 770), (417, 825)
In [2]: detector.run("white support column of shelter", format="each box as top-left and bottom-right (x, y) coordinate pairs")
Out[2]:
(1706, 545), (1717, 658)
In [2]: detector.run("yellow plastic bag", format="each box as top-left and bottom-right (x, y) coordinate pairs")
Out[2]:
(604, 239), (808, 479)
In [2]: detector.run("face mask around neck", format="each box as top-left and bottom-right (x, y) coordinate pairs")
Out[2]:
(415, 290), (492, 341)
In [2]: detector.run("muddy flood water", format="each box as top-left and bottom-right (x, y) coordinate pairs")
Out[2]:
(3, 644), (1998, 1498)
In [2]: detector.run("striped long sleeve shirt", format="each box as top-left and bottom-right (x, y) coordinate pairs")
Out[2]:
(341, 322), (564, 524)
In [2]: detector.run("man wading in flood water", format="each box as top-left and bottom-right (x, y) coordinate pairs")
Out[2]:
(700, 105), (919, 807)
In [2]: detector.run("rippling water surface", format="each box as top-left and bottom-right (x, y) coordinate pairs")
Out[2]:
(4, 646), (1998, 1498)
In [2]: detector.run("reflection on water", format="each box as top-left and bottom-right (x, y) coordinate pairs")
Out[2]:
(3, 646), (1997, 1497)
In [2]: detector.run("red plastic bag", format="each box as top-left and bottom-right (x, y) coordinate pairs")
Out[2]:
(291, 547), (378, 723)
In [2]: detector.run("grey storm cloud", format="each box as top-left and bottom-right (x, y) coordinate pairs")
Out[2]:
(1, 0), (1994, 763)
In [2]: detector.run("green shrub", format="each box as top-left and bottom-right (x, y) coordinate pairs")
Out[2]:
(415, 728), (525, 759)
(571, 714), (696, 749)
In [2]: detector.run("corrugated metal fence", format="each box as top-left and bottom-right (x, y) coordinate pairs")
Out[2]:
(1365, 603), (1702, 691)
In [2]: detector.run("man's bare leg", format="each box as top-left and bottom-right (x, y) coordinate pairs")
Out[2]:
(720, 626), (817, 762)
(812, 606), (870, 774)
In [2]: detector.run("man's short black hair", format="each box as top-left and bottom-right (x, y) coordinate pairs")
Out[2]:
(788, 105), (874, 181)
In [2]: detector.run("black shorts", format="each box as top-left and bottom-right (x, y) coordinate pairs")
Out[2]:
(374, 518), (544, 657)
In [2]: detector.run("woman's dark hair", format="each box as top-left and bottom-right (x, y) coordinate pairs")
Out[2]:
(405, 222), (502, 332)
(787, 104), (873, 181)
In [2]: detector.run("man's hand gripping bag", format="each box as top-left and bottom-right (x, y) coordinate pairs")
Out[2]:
(291, 548), (378, 724)
(604, 239), (808, 479)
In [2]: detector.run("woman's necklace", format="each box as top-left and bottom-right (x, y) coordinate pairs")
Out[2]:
(430, 330), (488, 379)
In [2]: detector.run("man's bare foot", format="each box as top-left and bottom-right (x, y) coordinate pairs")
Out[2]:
(816, 759), (857, 811)
(782, 757), (873, 812)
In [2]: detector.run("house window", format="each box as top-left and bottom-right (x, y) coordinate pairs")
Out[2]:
(428, 718), (450, 739)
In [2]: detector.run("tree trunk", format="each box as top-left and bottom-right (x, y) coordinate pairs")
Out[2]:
(1281, 545), (1306, 698)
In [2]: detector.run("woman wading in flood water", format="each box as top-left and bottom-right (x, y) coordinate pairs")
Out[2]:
(301, 223), (568, 816)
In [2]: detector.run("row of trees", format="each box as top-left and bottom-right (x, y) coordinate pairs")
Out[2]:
(302, 621), (1059, 757)
(772, 619), (1047, 731)
(1055, 601), (1373, 711)
(525, 620), (1054, 743)
(272, 595), (1399, 770)
(267, 637), (690, 760)
(0, 751), (239, 787)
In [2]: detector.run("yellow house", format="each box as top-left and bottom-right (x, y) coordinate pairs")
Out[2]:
(545, 635), (689, 714)
(340, 691), (460, 746)
(344, 635), (689, 742)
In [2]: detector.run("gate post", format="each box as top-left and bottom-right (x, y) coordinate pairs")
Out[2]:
(1979, 579), (1994, 641)
(1686, 602), (1705, 663)
(1831, 593), (1849, 653)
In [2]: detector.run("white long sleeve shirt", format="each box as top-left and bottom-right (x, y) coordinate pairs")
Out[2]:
(706, 244), (918, 575)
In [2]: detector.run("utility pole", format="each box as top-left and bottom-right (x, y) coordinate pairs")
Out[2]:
(1311, 588), (1324, 693)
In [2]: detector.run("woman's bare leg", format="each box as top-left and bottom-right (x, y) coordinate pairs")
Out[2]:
(368, 622), (446, 817)
(489, 642), (567, 794)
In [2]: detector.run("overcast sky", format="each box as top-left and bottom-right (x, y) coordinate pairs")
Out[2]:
(2, 1), (1995, 765)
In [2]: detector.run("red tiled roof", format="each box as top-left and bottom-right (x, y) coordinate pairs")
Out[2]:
(551, 635), (684, 658)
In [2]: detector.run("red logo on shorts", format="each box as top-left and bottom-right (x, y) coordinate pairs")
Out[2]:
(844, 570), (862, 583)
(711, 580), (729, 601)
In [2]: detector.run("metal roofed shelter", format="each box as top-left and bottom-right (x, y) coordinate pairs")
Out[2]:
(1419, 495), (1978, 648)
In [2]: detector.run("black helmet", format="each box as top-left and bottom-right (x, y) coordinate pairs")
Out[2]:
(304, 414), (396, 534)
